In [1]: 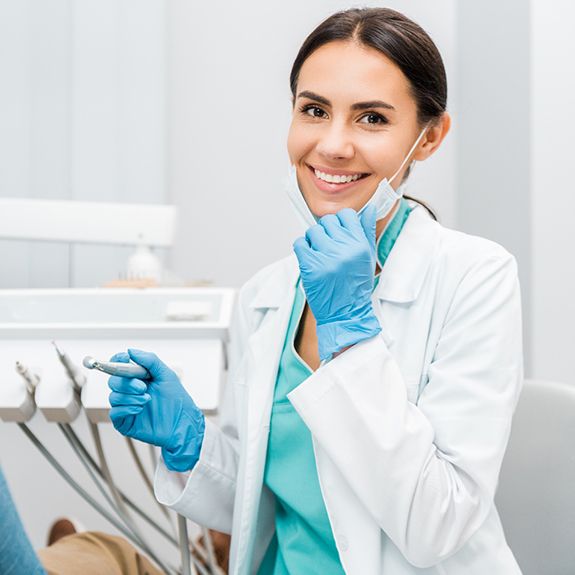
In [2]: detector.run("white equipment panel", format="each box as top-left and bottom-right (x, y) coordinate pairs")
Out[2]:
(0, 288), (235, 423)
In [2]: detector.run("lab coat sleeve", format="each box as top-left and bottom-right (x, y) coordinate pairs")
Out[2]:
(287, 252), (523, 568)
(154, 287), (252, 533)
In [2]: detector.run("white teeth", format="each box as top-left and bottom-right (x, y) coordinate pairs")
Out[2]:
(314, 169), (362, 184)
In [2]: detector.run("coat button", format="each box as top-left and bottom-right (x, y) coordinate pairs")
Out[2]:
(338, 534), (349, 552)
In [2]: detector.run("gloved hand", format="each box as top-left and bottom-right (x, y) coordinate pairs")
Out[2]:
(293, 204), (382, 362)
(108, 349), (205, 472)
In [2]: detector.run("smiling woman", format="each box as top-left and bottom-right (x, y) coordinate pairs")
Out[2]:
(287, 10), (450, 232)
(103, 7), (523, 575)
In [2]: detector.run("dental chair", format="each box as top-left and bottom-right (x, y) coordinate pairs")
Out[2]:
(496, 378), (575, 575)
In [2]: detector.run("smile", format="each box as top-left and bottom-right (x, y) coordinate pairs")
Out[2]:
(306, 164), (370, 193)
(314, 169), (365, 184)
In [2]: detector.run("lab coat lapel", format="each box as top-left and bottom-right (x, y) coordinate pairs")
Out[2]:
(245, 255), (299, 434)
(245, 292), (294, 434)
(372, 207), (440, 345)
(234, 256), (299, 573)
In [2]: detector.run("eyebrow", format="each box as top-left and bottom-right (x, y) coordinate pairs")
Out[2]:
(296, 90), (395, 111)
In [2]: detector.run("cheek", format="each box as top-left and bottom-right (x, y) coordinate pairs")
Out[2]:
(355, 136), (404, 176)
(287, 121), (313, 163)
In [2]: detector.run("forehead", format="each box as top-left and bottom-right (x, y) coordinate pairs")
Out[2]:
(296, 40), (414, 108)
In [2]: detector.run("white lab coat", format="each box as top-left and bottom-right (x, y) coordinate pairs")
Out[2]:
(155, 205), (524, 574)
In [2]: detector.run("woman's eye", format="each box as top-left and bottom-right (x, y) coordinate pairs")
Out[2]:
(359, 112), (388, 125)
(300, 105), (327, 119)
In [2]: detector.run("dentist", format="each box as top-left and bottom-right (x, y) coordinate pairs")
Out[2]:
(109, 8), (523, 574)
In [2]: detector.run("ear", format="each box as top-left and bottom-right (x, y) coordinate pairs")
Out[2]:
(414, 112), (451, 161)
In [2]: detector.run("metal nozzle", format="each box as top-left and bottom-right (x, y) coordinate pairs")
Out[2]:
(83, 356), (98, 370)
(52, 340), (64, 358)
(52, 341), (86, 390)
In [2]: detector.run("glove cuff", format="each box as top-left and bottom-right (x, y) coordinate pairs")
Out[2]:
(162, 406), (206, 473)
(316, 307), (381, 362)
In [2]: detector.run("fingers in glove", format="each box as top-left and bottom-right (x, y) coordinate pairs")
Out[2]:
(305, 224), (332, 251)
(293, 236), (312, 260)
(335, 207), (364, 235)
(109, 351), (130, 363)
(109, 391), (151, 407)
(127, 349), (172, 379)
(109, 410), (138, 435)
(318, 213), (348, 241)
(108, 376), (147, 395)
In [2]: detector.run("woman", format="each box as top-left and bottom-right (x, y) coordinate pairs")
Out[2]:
(109, 8), (523, 574)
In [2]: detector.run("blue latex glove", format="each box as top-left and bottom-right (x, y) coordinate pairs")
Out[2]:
(293, 204), (382, 361)
(108, 349), (205, 472)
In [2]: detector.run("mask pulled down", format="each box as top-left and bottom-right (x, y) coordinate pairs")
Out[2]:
(284, 126), (428, 230)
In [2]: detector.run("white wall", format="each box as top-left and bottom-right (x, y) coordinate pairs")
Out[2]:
(455, 0), (532, 373)
(0, 0), (171, 552)
(0, 0), (167, 289)
(167, 0), (458, 288)
(530, 0), (575, 384)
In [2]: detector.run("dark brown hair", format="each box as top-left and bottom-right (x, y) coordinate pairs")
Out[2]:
(290, 8), (447, 219)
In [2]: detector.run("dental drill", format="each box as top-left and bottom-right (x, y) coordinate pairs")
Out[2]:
(52, 341), (86, 391)
(82, 356), (150, 380)
(15, 361), (40, 395)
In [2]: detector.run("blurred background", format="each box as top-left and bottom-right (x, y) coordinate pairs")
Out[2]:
(0, 0), (572, 569)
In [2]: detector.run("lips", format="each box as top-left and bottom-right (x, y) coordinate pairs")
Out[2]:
(306, 164), (370, 194)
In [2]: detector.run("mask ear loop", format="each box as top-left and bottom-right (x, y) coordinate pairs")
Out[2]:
(388, 124), (430, 187)
(374, 124), (430, 269)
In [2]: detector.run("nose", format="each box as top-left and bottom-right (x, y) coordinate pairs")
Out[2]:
(315, 122), (355, 161)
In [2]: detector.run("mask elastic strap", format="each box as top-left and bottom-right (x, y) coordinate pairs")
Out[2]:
(388, 124), (430, 186)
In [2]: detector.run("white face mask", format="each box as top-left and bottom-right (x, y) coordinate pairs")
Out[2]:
(285, 125), (429, 229)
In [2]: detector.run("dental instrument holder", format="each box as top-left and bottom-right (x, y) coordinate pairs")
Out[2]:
(54, 341), (87, 392)
(35, 374), (82, 423)
(29, 342), (86, 424)
(0, 362), (39, 422)
(0, 288), (234, 425)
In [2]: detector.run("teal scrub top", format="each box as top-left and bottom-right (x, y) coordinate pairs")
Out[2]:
(258, 200), (412, 575)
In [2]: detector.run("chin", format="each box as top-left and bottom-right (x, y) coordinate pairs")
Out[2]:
(308, 198), (363, 218)
(306, 201), (340, 218)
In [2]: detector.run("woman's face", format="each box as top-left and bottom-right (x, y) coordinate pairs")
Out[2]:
(287, 40), (429, 217)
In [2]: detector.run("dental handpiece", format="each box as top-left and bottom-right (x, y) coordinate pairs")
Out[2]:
(82, 356), (150, 380)
(52, 341), (87, 390)
(15, 361), (40, 394)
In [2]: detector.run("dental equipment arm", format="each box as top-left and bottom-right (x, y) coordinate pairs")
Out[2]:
(18, 423), (175, 572)
(54, 343), (161, 561)
(125, 438), (175, 529)
(58, 421), (211, 574)
(61, 423), (212, 572)
(87, 420), (168, 571)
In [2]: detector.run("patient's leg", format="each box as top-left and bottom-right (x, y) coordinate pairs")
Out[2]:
(0, 467), (46, 575)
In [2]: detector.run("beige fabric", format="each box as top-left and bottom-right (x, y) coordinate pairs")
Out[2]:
(37, 531), (164, 575)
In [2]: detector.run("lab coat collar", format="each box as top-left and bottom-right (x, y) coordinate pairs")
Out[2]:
(248, 255), (300, 310)
(374, 205), (439, 303)
(248, 205), (439, 310)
